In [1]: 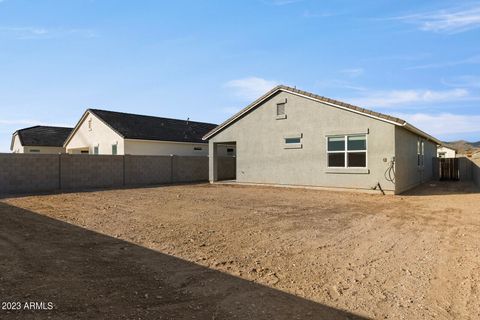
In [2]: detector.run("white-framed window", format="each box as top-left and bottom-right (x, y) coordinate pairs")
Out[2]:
(327, 135), (367, 168)
(112, 144), (118, 155)
(94, 145), (99, 155)
(285, 137), (301, 144)
(284, 134), (302, 149)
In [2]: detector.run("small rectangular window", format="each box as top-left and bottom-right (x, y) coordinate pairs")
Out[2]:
(94, 146), (99, 155)
(81, 150), (89, 154)
(29, 149), (40, 153)
(194, 147), (202, 151)
(285, 137), (301, 144)
(112, 144), (117, 155)
(227, 148), (234, 153)
(276, 103), (285, 116)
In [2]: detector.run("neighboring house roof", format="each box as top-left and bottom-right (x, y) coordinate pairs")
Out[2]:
(203, 85), (442, 145)
(65, 109), (218, 146)
(11, 126), (73, 149)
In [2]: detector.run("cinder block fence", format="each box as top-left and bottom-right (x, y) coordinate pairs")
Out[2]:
(0, 154), (234, 195)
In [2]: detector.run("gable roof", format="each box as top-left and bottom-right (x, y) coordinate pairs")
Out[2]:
(12, 126), (73, 149)
(65, 109), (218, 146)
(203, 85), (442, 145)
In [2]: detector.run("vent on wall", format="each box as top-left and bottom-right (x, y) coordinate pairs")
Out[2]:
(276, 98), (287, 120)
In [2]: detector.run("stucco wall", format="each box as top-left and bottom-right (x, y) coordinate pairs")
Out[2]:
(11, 134), (24, 153)
(66, 112), (124, 155)
(437, 146), (456, 158)
(124, 139), (209, 156)
(10, 134), (65, 154)
(394, 127), (437, 193)
(209, 91), (398, 193)
(24, 146), (66, 154)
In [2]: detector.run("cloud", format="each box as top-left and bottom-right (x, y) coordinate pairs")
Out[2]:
(395, 113), (480, 136)
(442, 75), (480, 88)
(345, 88), (470, 108)
(407, 55), (480, 70)
(392, 5), (480, 34)
(340, 68), (364, 78)
(225, 77), (279, 100)
(0, 27), (97, 39)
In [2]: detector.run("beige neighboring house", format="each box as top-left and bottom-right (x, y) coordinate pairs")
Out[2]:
(437, 146), (457, 158)
(64, 109), (232, 156)
(204, 85), (442, 194)
(10, 126), (73, 154)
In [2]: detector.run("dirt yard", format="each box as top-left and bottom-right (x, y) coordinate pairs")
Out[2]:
(1, 182), (479, 319)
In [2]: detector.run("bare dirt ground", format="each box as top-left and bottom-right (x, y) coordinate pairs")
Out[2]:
(1, 182), (479, 319)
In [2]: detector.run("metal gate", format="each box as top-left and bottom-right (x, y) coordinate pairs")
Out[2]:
(438, 158), (459, 181)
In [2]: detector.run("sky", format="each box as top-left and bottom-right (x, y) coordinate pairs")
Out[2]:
(0, 0), (479, 151)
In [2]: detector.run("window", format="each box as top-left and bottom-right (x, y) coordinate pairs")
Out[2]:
(277, 103), (285, 116)
(227, 148), (234, 154)
(112, 144), (117, 155)
(417, 140), (425, 167)
(29, 149), (40, 153)
(88, 118), (92, 131)
(194, 147), (203, 151)
(284, 134), (302, 149)
(94, 146), (99, 155)
(285, 137), (301, 144)
(81, 150), (89, 154)
(327, 135), (367, 168)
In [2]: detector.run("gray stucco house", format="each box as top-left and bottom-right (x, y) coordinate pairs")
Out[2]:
(204, 85), (441, 194)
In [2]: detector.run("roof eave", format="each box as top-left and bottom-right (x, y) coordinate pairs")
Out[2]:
(402, 123), (442, 145)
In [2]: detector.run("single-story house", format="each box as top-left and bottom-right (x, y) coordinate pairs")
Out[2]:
(437, 146), (456, 158)
(204, 85), (442, 194)
(64, 109), (233, 156)
(10, 126), (73, 154)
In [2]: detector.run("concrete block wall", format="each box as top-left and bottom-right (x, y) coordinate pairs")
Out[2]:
(473, 159), (480, 188)
(458, 157), (473, 181)
(217, 156), (236, 181)
(125, 155), (172, 186)
(0, 153), (209, 195)
(60, 155), (124, 190)
(172, 156), (208, 182)
(0, 154), (60, 194)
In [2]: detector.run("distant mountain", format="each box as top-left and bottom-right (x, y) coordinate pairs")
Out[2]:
(443, 140), (480, 155)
